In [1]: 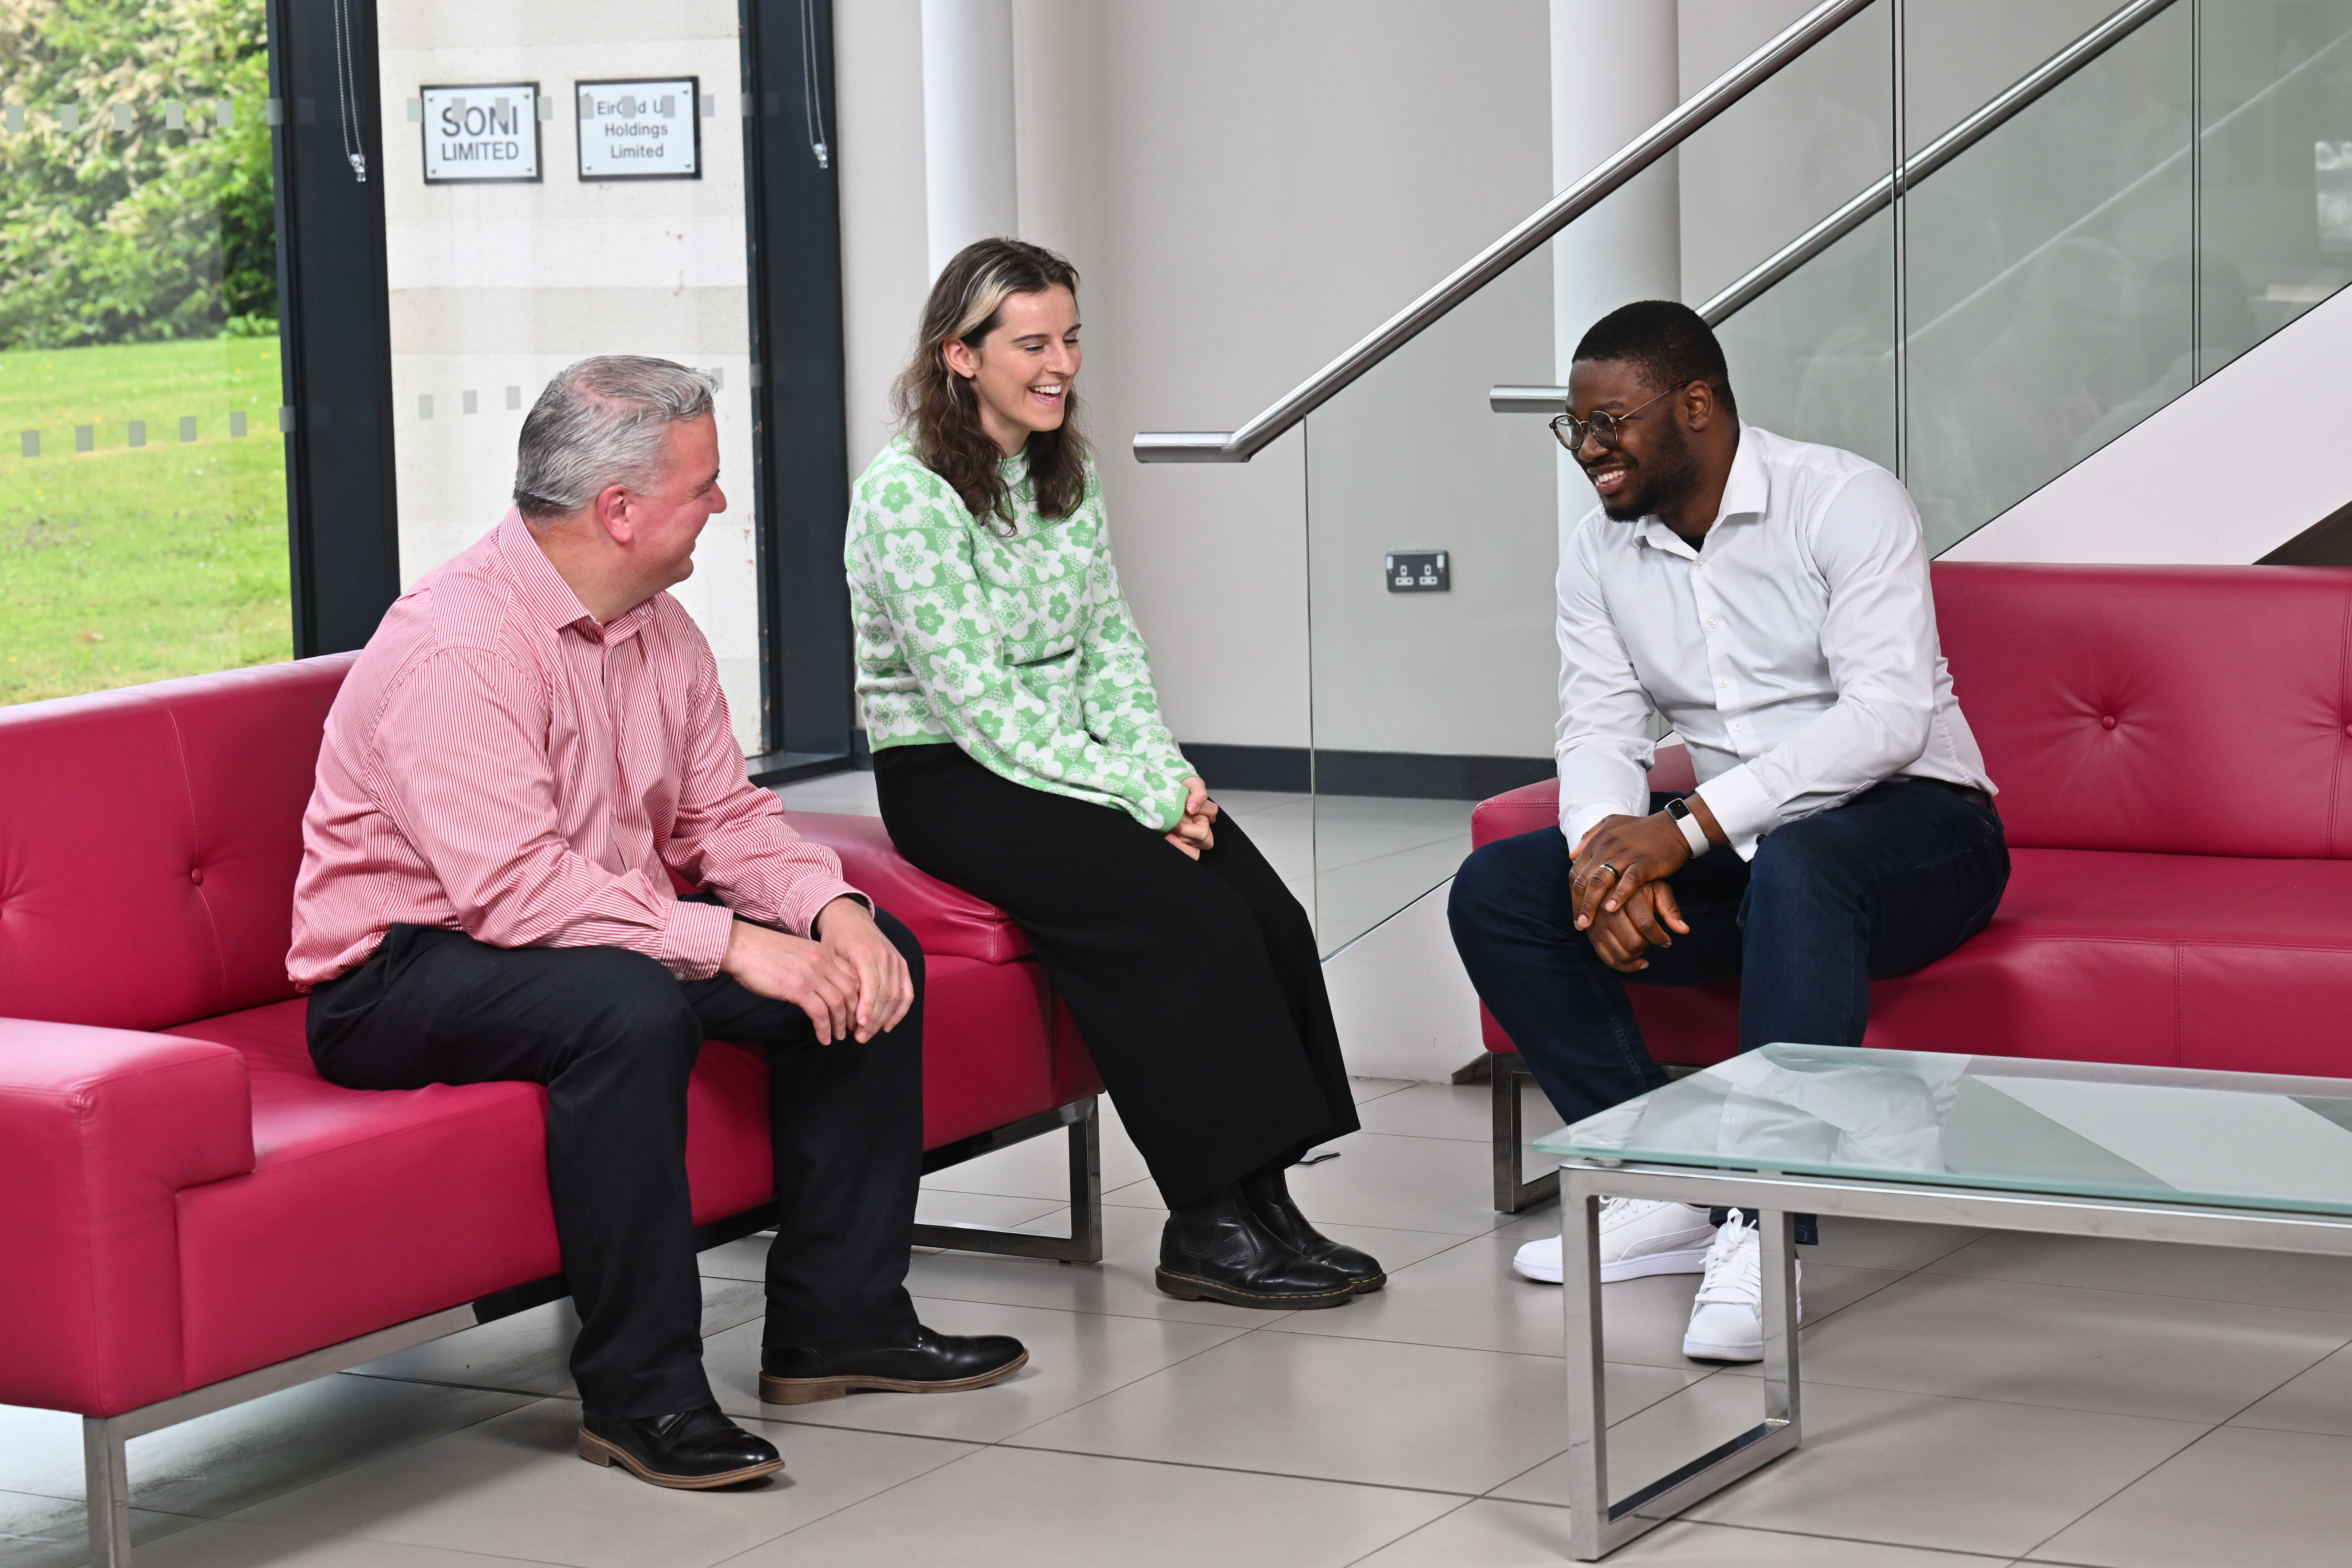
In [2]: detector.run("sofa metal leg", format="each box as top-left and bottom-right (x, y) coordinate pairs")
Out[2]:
(84, 1416), (131, 1567)
(911, 1095), (1106, 1264)
(1493, 1053), (1562, 1214)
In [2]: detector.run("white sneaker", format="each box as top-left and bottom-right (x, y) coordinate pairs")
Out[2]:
(1681, 1212), (1802, 1362)
(1511, 1198), (1717, 1285)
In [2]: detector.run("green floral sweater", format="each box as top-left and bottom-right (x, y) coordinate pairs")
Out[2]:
(845, 435), (1194, 831)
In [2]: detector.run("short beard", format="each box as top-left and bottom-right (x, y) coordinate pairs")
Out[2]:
(1604, 418), (1701, 523)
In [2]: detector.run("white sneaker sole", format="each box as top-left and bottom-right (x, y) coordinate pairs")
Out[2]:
(1511, 1244), (1710, 1286)
(1680, 1334), (1764, 1363)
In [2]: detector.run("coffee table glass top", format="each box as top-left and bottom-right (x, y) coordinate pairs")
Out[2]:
(1532, 1045), (2352, 1216)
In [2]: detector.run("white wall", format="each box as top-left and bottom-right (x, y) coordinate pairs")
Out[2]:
(836, 0), (1553, 752)
(379, 0), (762, 752)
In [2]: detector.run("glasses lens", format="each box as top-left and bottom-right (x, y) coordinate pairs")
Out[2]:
(1554, 411), (1619, 451)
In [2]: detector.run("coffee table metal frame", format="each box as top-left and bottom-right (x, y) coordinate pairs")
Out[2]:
(1556, 1156), (2352, 1560)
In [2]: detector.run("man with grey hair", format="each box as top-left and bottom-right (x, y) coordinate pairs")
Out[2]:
(289, 356), (1028, 1492)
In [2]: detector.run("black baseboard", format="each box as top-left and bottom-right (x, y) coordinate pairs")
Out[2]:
(746, 750), (855, 786)
(1182, 744), (1552, 802)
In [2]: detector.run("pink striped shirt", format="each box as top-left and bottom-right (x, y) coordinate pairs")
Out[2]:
(288, 510), (862, 989)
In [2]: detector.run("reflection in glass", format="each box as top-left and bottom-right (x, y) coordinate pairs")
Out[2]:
(1903, 3), (2193, 552)
(1546, 1043), (2352, 1219)
(0, 0), (287, 703)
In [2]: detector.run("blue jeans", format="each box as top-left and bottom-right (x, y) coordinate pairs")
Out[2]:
(1449, 778), (2009, 1133)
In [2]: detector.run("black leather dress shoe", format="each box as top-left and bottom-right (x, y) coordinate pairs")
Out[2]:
(1243, 1171), (1387, 1293)
(575, 1405), (784, 1489)
(1156, 1184), (1356, 1309)
(759, 1323), (1028, 1405)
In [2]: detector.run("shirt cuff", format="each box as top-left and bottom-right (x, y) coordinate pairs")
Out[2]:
(659, 898), (738, 980)
(1692, 763), (1777, 861)
(778, 876), (870, 940)
(1560, 800), (1618, 853)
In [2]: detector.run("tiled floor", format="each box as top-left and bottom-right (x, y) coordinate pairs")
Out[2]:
(13, 1079), (2352, 1566)
(772, 768), (1471, 955)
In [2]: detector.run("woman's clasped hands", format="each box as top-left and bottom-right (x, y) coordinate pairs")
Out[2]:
(1165, 775), (1219, 860)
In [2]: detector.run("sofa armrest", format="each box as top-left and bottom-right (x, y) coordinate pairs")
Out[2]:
(0, 1018), (253, 1415)
(1468, 744), (1697, 849)
(787, 810), (1034, 964)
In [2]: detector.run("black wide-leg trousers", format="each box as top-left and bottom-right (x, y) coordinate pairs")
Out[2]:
(874, 741), (1358, 1208)
(306, 910), (926, 1420)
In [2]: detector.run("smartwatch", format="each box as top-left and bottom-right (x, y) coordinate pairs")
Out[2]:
(1665, 796), (1711, 858)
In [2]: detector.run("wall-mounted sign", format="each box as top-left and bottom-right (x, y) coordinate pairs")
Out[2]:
(420, 82), (542, 183)
(576, 77), (701, 181)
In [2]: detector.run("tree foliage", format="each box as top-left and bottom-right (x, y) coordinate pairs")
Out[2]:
(0, 0), (274, 349)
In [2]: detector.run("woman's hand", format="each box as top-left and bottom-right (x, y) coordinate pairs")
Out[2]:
(1165, 775), (1218, 860)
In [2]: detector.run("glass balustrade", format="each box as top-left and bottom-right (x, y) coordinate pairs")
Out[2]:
(1295, 0), (2352, 955)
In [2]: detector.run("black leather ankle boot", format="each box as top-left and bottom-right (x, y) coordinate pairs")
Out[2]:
(1156, 1184), (1356, 1309)
(1242, 1169), (1386, 1292)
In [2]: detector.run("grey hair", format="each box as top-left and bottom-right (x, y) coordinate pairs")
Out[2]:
(512, 356), (715, 521)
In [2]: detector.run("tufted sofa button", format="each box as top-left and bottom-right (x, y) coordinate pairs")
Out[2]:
(2101, 715), (2117, 730)
(189, 867), (205, 885)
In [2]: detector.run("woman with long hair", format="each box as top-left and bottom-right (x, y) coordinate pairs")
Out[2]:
(844, 238), (1380, 1309)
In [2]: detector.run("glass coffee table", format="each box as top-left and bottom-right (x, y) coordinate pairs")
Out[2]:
(1532, 1044), (2352, 1560)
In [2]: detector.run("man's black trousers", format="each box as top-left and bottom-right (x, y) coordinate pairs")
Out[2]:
(874, 741), (1358, 1209)
(306, 910), (925, 1420)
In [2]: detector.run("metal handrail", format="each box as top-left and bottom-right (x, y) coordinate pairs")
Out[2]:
(1492, 0), (2346, 417)
(1696, 0), (2178, 326)
(1484, 0), (2183, 416)
(1131, 0), (1878, 463)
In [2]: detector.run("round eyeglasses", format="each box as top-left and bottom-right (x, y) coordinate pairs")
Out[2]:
(1549, 380), (1699, 452)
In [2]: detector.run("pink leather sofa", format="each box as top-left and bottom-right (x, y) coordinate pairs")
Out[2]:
(1476, 563), (2352, 1209)
(0, 653), (1102, 1564)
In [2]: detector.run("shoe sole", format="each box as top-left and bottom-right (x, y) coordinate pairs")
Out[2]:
(757, 1348), (1029, 1406)
(1513, 1245), (1711, 1286)
(1154, 1267), (1355, 1309)
(1680, 1337), (1764, 1362)
(575, 1429), (786, 1489)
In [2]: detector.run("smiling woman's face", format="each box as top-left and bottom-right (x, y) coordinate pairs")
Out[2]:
(944, 285), (1082, 456)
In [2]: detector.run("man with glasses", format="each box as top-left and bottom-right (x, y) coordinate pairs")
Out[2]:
(1448, 300), (2007, 1359)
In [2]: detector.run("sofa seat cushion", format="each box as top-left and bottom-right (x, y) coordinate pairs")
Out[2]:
(1483, 849), (2352, 1081)
(158, 950), (1072, 1389)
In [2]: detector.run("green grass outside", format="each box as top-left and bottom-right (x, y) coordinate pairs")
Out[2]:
(0, 336), (292, 705)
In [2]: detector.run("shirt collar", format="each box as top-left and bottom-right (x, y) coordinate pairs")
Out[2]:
(1633, 422), (1765, 555)
(495, 509), (653, 644)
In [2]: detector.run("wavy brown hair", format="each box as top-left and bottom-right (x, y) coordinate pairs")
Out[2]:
(892, 238), (1089, 533)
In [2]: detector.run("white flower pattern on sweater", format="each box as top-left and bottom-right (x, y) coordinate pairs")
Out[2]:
(845, 435), (1193, 831)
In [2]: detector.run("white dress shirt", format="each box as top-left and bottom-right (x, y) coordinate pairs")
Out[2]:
(1556, 423), (1993, 860)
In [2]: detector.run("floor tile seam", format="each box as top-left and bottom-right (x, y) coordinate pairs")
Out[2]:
(982, 1437), (1488, 1500)
(1625, 1517), (2028, 1562)
(150, 1379), (555, 1526)
(201, 1513), (590, 1568)
(1096, 1190), (1507, 1238)
(1304, 833), (1470, 875)
(2206, 1339), (2352, 1431)
(1717, 1365), (2226, 1425)
(895, 1283), (1302, 1329)
(2009, 1416), (2233, 1565)
(701, 1437), (995, 1565)
(1911, 1259), (2352, 1320)
(973, 1319), (1287, 1445)
(1332, 1497), (1484, 1568)
(1873, 1269), (2352, 1332)
(0, 1483), (215, 1522)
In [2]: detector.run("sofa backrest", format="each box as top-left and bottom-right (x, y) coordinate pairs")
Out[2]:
(1933, 563), (2352, 858)
(0, 654), (354, 1030)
